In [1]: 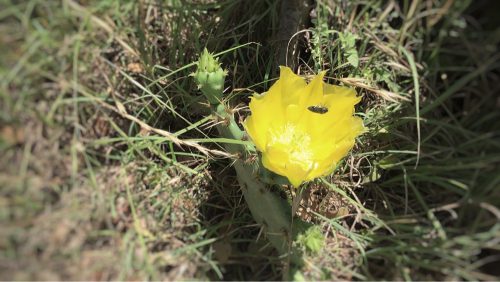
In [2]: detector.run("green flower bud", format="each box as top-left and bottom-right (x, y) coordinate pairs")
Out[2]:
(192, 48), (227, 104)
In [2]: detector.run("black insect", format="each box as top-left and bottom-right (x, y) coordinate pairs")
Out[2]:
(307, 105), (329, 114)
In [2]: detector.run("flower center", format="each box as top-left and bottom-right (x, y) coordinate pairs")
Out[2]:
(268, 123), (314, 168)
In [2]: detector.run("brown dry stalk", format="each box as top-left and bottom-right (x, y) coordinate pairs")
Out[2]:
(63, 80), (234, 159)
(337, 77), (410, 102)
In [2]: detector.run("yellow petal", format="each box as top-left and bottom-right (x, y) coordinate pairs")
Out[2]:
(285, 104), (302, 123)
(279, 66), (307, 106)
(262, 146), (310, 187)
(246, 77), (286, 150)
(307, 140), (353, 179)
(243, 116), (266, 152)
(302, 70), (327, 107)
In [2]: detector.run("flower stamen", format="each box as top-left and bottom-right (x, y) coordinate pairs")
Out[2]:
(268, 123), (314, 169)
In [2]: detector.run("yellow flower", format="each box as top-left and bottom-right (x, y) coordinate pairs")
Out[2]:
(244, 66), (364, 187)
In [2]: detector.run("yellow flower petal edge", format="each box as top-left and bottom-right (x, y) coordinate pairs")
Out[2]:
(244, 66), (364, 187)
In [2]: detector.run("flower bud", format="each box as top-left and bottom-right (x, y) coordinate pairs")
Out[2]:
(192, 48), (227, 104)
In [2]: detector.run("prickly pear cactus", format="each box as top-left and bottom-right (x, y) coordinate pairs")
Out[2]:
(192, 49), (324, 280)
